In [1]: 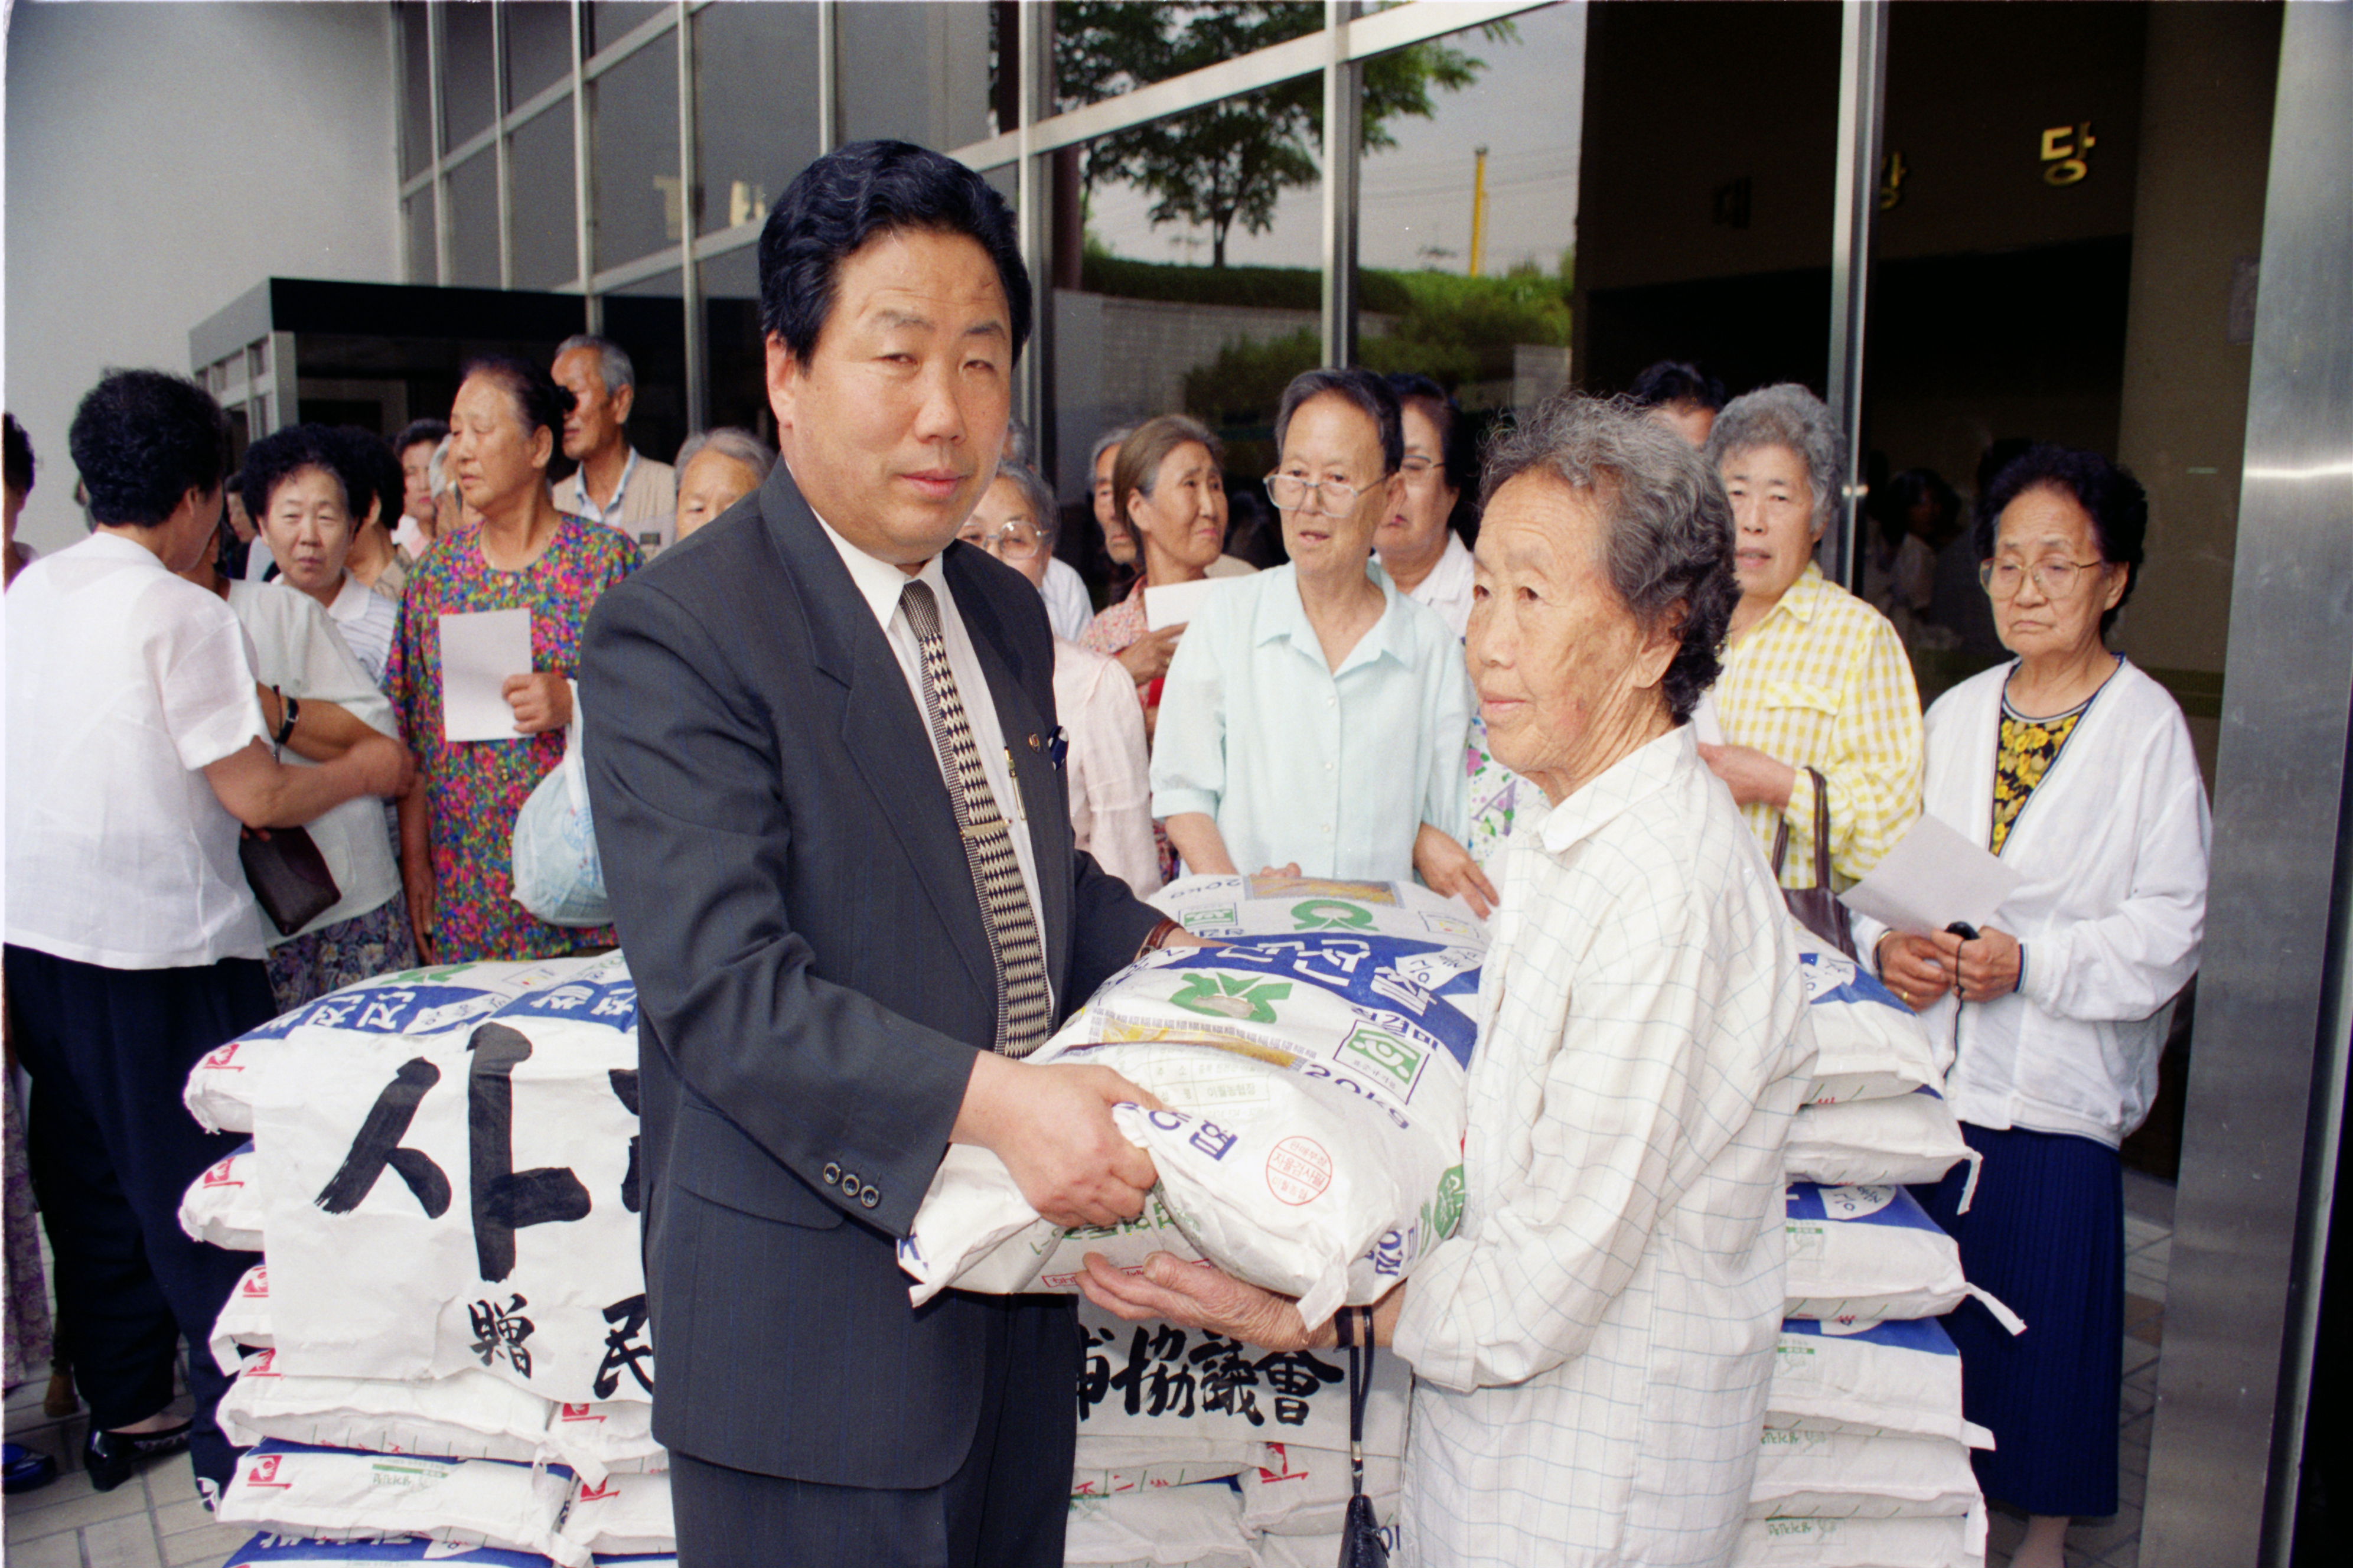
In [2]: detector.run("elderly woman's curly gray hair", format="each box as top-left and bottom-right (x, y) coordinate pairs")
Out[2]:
(1481, 393), (1738, 723)
(991, 461), (1060, 546)
(1702, 382), (1844, 539)
(673, 426), (776, 485)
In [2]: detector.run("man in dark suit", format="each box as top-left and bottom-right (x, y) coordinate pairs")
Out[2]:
(581, 142), (1187, 1566)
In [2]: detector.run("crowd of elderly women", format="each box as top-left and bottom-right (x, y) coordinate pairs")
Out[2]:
(4, 323), (2204, 1564)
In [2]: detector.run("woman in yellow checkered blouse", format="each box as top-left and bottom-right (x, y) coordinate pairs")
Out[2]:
(1698, 384), (1923, 889)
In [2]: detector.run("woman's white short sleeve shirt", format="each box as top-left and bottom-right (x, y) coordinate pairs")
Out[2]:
(5, 532), (272, 968)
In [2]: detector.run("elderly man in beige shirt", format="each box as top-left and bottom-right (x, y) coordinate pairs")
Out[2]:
(550, 333), (675, 552)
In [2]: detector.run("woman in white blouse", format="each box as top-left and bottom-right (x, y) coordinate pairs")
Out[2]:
(957, 462), (1161, 897)
(1859, 446), (2207, 1568)
(1084, 394), (1814, 1568)
(4, 371), (409, 1499)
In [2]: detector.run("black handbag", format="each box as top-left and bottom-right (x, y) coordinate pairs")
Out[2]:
(239, 824), (341, 937)
(1771, 767), (1857, 959)
(1337, 1311), (1390, 1568)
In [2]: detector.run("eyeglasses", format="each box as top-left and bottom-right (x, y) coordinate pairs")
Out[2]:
(1979, 557), (2108, 599)
(1263, 472), (1374, 518)
(1399, 456), (1439, 481)
(962, 521), (1045, 560)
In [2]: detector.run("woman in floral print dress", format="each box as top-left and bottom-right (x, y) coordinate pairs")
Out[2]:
(390, 356), (639, 963)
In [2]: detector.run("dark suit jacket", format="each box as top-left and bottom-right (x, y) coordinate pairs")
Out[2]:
(579, 462), (1161, 1486)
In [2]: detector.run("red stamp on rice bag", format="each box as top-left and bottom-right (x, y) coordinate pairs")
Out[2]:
(201, 1042), (242, 1070)
(576, 1479), (620, 1502)
(241, 1268), (269, 1298)
(558, 1403), (604, 1424)
(1265, 1136), (1332, 1205)
(247, 1453), (289, 1488)
(202, 1157), (242, 1188)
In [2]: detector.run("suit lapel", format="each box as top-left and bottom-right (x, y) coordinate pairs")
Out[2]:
(758, 468), (996, 1002)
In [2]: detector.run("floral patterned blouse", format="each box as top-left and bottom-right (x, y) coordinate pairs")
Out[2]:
(387, 513), (639, 961)
(1079, 579), (1150, 659)
(1989, 674), (2106, 855)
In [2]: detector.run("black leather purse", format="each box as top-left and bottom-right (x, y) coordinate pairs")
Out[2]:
(240, 824), (341, 937)
(1336, 1308), (1390, 1568)
(1771, 767), (1857, 958)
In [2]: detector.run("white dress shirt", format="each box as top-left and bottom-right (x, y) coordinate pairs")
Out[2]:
(325, 569), (398, 687)
(1042, 555), (1095, 642)
(1394, 725), (1814, 1567)
(814, 513), (1050, 997)
(227, 581), (405, 941)
(1053, 638), (1159, 897)
(5, 532), (273, 967)
(1403, 530), (1477, 642)
(1151, 563), (1471, 882)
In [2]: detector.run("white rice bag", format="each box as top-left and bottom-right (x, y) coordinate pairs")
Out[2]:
(185, 960), (598, 1135)
(1733, 1510), (1987, 1568)
(216, 1442), (570, 1555)
(1765, 1318), (1974, 1446)
(1785, 1087), (1979, 1202)
(1063, 1485), (1253, 1567)
(545, 1400), (667, 1481)
(1239, 1442), (1403, 1536)
(1784, 1183), (2016, 1330)
(212, 1263), (276, 1374)
(1074, 1436), (1268, 1475)
(1077, 1303), (1410, 1456)
(553, 1470), (674, 1562)
(1750, 1426), (1983, 1518)
(218, 1355), (553, 1469)
(1074, 1458), (1257, 1497)
(182, 1140), (265, 1251)
(223, 1536), (555, 1567)
(1152, 872), (1486, 946)
(1254, 1526), (1402, 1568)
(1791, 940), (1947, 1104)
(902, 932), (1476, 1325)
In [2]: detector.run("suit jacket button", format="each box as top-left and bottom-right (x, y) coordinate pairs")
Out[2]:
(839, 1171), (859, 1195)
(860, 1185), (881, 1208)
(822, 1163), (842, 1186)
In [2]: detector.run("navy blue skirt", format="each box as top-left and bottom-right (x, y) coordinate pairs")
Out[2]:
(1914, 1122), (2123, 1518)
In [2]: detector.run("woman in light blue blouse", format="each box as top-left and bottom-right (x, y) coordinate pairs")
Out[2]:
(1152, 369), (1486, 902)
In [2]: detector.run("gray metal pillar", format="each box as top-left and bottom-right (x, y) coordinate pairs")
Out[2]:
(1319, 1), (1361, 370)
(1823, 0), (1886, 589)
(1015, 0), (1054, 458)
(2142, 6), (2353, 1564)
(677, 0), (706, 432)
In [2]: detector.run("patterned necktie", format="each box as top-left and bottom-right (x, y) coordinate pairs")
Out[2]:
(899, 579), (1053, 1056)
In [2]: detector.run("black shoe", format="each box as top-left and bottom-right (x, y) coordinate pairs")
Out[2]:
(82, 1420), (191, 1493)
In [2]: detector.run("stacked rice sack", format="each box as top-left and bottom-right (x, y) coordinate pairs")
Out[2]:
(1739, 934), (2012, 1568)
(904, 873), (1484, 1328)
(1042, 876), (1466, 1568)
(179, 956), (674, 1567)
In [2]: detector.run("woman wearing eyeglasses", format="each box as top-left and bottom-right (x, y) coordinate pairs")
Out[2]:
(959, 463), (1161, 898)
(1856, 445), (2209, 1568)
(1151, 369), (1479, 898)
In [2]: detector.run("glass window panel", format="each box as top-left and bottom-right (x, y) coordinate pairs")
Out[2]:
(504, 0), (574, 108)
(1053, 1), (1322, 114)
(447, 149), (501, 289)
(841, 1), (989, 151)
(1354, 5), (1582, 422)
(700, 248), (770, 441)
(692, 0), (820, 237)
(442, 1), (498, 151)
(591, 30), (683, 275)
(399, 2), (434, 176)
(1573, 0), (1838, 399)
(599, 277), (688, 482)
(510, 100), (580, 291)
(588, 2), (669, 61)
(405, 192), (438, 285)
(1055, 97), (1323, 575)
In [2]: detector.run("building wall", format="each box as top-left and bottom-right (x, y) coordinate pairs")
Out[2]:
(4, 2), (402, 553)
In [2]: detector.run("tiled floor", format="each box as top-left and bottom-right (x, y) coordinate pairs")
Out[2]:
(5, 1172), (2180, 1567)
(1983, 1166), (2174, 1568)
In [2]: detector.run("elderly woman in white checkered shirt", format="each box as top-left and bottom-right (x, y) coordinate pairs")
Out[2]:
(1081, 393), (1816, 1567)
(1699, 384), (1923, 891)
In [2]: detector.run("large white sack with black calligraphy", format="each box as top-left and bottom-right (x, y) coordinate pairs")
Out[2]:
(899, 875), (1484, 1328)
(236, 954), (654, 1409)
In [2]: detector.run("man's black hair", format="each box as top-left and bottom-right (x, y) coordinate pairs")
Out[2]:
(4, 413), (34, 497)
(396, 417), (450, 457)
(1628, 360), (1728, 413)
(68, 369), (227, 527)
(758, 140), (1032, 366)
(332, 426), (407, 526)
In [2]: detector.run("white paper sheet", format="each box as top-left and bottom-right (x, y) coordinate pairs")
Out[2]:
(438, 608), (533, 742)
(1838, 813), (2024, 936)
(1144, 578), (1218, 631)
